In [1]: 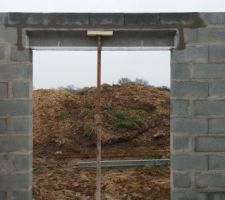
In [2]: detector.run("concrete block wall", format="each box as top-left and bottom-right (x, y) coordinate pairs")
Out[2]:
(0, 15), (32, 200)
(0, 12), (225, 200)
(171, 13), (225, 200)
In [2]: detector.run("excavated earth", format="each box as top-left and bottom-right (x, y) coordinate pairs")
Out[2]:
(33, 83), (170, 200)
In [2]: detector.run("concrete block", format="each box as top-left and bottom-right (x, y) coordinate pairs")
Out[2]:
(0, 64), (32, 81)
(0, 83), (8, 98)
(208, 193), (225, 200)
(183, 28), (198, 43)
(0, 154), (12, 174)
(173, 172), (191, 188)
(171, 100), (189, 115)
(209, 155), (225, 170)
(10, 117), (32, 132)
(209, 118), (225, 133)
(0, 172), (31, 189)
(172, 155), (208, 170)
(0, 191), (7, 200)
(124, 14), (160, 25)
(0, 136), (32, 152)
(12, 81), (30, 98)
(173, 136), (190, 151)
(198, 28), (225, 44)
(160, 13), (202, 25)
(53, 13), (89, 26)
(12, 190), (32, 200)
(0, 46), (6, 61)
(209, 46), (225, 63)
(0, 153), (31, 174)
(171, 63), (192, 80)
(209, 81), (225, 97)
(196, 137), (225, 152)
(0, 26), (17, 44)
(0, 118), (7, 133)
(171, 46), (208, 63)
(0, 100), (31, 116)
(185, 27), (225, 44)
(13, 154), (32, 172)
(171, 81), (208, 98)
(171, 118), (208, 134)
(200, 13), (225, 25)
(172, 191), (207, 200)
(90, 14), (124, 25)
(10, 47), (32, 62)
(8, 13), (89, 26)
(195, 100), (225, 115)
(196, 172), (225, 188)
(0, 13), (7, 24)
(192, 64), (225, 79)
(8, 13), (44, 25)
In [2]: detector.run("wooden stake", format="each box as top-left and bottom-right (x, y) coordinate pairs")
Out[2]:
(96, 35), (102, 200)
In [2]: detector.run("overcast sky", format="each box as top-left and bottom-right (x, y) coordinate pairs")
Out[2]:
(1, 0), (225, 89)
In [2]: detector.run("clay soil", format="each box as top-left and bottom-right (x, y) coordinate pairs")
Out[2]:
(33, 83), (170, 200)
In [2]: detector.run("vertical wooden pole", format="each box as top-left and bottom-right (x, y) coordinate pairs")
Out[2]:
(96, 35), (102, 200)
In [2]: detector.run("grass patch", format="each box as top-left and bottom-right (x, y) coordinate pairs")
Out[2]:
(57, 111), (68, 120)
(104, 107), (140, 130)
(82, 123), (97, 143)
(130, 103), (156, 112)
(33, 145), (43, 157)
(143, 164), (170, 175)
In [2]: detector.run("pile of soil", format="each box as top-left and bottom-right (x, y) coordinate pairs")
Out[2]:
(33, 83), (171, 200)
(33, 157), (170, 200)
(33, 83), (170, 154)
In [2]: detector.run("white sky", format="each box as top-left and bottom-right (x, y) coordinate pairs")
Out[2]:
(1, 0), (225, 88)
(33, 51), (170, 89)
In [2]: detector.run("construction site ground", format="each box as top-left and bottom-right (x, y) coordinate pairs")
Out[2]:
(33, 83), (170, 200)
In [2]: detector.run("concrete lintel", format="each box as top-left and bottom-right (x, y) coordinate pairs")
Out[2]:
(25, 29), (177, 50)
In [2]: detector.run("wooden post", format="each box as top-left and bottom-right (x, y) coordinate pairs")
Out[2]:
(96, 35), (102, 200)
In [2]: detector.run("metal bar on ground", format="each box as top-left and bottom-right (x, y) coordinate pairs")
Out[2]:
(78, 159), (170, 168)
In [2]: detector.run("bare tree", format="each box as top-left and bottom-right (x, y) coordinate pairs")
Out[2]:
(134, 78), (149, 86)
(118, 77), (132, 84)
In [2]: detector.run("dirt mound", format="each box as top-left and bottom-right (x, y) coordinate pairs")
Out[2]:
(33, 157), (170, 200)
(33, 83), (170, 151)
(33, 83), (170, 200)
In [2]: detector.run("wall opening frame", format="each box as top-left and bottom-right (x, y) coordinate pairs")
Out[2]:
(1, 12), (224, 200)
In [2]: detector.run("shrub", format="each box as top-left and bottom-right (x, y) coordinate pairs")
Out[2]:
(157, 86), (170, 92)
